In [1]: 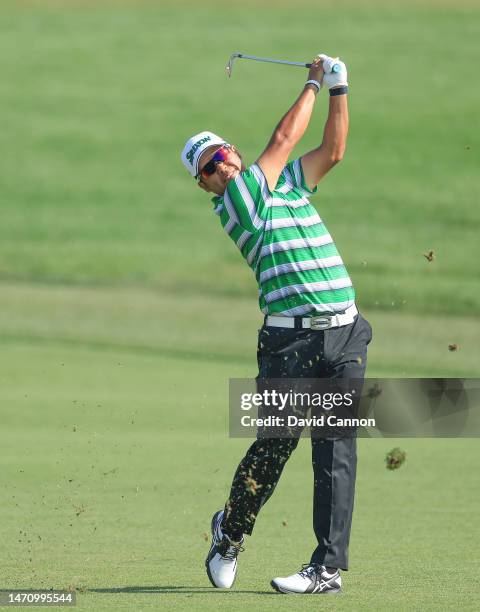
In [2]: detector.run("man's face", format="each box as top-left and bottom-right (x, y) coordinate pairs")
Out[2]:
(197, 144), (243, 196)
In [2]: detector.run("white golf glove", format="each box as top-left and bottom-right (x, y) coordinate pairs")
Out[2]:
(317, 54), (348, 89)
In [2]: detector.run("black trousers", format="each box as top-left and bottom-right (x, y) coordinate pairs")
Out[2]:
(222, 312), (373, 571)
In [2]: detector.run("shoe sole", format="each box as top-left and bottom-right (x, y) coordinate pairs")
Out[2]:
(270, 579), (341, 595)
(205, 510), (238, 589)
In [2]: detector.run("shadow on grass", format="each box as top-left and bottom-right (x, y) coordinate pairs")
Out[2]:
(88, 585), (277, 595)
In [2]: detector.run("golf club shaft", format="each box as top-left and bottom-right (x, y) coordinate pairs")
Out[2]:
(235, 53), (310, 69)
(230, 53), (340, 73)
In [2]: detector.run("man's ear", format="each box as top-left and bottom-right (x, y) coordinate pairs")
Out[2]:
(197, 179), (210, 193)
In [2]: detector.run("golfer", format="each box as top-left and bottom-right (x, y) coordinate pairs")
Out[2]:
(181, 54), (372, 595)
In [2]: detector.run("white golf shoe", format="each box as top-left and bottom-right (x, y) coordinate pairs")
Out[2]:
(205, 510), (244, 588)
(271, 563), (341, 594)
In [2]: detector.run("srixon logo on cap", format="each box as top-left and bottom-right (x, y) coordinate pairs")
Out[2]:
(186, 136), (211, 165)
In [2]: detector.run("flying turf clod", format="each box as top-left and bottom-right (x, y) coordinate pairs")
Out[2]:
(385, 447), (406, 470)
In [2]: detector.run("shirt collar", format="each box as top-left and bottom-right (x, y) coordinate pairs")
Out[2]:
(212, 195), (224, 216)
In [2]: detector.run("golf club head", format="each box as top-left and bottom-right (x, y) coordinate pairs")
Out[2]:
(226, 53), (241, 78)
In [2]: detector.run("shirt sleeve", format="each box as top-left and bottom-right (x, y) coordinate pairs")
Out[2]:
(224, 163), (270, 233)
(282, 158), (318, 197)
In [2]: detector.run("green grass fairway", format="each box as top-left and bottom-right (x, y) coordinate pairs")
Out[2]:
(2, 284), (480, 611)
(1, 0), (480, 609)
(2, 335), (480, 611)
(0, 0), (479, 315)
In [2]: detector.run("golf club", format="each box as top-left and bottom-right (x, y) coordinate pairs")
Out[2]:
(226, 53), (341, 78)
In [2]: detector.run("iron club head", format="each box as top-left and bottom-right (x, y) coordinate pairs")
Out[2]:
(226, 53), (241, 78)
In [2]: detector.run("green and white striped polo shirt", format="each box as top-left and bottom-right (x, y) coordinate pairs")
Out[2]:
(212, 158), (355, 316)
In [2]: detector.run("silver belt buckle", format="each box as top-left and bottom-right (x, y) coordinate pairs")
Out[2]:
(309, 315), (333, 330)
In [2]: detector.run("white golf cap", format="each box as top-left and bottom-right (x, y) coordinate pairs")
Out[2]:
(181, 130), (228, 178)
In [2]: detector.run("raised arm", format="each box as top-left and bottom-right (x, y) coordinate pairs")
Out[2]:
(256, 57), (324, 192)
(301, 58), (349, 190)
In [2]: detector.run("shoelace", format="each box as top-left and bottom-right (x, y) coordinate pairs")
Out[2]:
(219, 537), (244, 561)
(298, 563), (323, 579)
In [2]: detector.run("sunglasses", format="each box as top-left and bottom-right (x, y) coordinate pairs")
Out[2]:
(197, 144), (232, 180)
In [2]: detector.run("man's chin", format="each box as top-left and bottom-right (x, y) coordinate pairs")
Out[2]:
(216, 170), (240, 194)
(225, 170), (240, 182)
